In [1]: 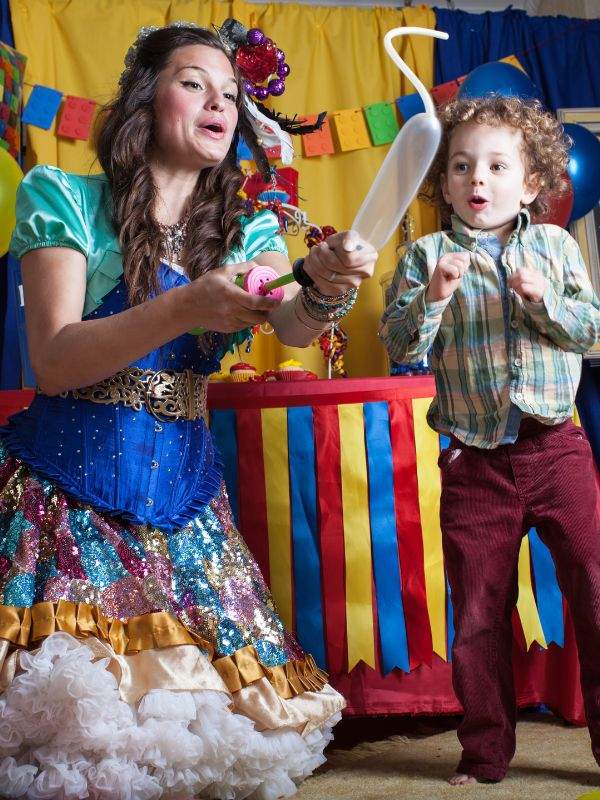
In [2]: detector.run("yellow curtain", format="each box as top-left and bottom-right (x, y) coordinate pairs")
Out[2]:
(10, 0), (437, 377)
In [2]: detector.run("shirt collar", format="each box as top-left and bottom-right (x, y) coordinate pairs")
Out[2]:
(449, 207), (531, 250)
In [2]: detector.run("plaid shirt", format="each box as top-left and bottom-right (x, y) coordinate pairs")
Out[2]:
(380, 210), (600, 449)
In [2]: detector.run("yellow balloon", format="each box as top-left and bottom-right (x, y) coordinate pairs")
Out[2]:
(0, 148), (24, 257)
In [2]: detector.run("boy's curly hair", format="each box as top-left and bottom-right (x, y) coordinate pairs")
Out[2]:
(422, 95), (571, 219)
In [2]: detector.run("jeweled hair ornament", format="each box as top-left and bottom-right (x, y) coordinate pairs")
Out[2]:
(120, 19), (326, 171)
(216, 18), (327, 161)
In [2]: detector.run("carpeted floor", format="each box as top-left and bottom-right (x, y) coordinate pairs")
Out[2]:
(298, 715), (600, 800)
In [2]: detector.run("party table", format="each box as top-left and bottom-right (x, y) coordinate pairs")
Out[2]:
(0, 384), (585, 723)
(208, 376), (585, 723)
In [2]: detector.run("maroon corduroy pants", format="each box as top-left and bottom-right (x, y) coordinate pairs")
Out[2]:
(440, 418), (600, 781)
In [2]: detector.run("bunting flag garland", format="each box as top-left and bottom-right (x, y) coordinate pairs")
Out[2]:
(430, 78), (460, 107)
(56, 95), (96, 140)
(364, 102), (399, 145)
(330, 108), (371, 153)
(22, 84), (62, 130)
(395, 54), (526, 124)
(396, 92), (426, 123)
(301, 114), (335, 157)
(3, 46), (525, 155)
(209, 382), (564, 674)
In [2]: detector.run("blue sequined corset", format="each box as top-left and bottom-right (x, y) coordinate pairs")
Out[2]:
(1, 264), (223, 530)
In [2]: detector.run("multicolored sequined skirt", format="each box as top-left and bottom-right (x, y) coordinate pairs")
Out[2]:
(0, 441), (344, 799)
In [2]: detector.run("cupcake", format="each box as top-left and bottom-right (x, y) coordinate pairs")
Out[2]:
(276, 359), (317, 381)
(276, 359), (303, 381)
(229, 362), (257, 383)
(208, 371), (230, 382)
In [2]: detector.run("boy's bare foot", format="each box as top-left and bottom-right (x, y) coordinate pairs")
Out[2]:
(448, 773), (478, 785)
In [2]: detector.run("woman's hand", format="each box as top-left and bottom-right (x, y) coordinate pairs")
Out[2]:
(303, 231), (377, 296)
(189, 261), (282, 332)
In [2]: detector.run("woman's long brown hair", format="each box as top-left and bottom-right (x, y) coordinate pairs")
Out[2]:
(95, 26), (268, 306)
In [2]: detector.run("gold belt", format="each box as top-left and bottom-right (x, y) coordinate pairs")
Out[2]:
(63, 367), (208, 423)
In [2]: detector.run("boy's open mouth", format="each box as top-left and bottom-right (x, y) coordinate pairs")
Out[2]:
(468, 195), (489, 210)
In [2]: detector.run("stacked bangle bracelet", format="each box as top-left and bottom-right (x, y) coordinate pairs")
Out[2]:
(293, 293), (327, 331)
(300, 284), (358, 323)
(292, 257), (358, 324)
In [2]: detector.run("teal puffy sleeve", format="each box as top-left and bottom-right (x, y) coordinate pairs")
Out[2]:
(237, 210), (288, 261)
(10, 165), (89, 260)
(243, 209), (288, 258)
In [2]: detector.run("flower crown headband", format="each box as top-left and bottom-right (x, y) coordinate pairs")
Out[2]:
(121, 18), (326, 168)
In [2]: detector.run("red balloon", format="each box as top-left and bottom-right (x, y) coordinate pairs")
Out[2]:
(534, 173), (574, 228)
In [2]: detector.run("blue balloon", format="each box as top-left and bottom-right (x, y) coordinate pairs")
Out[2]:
(563, 123), (600, 222)
(458, 62), (542, 103)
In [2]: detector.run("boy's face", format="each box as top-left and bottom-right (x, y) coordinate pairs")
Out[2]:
(441, 122), (540, 243)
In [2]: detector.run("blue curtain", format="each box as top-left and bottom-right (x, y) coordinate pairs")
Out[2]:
(576, 362), (600, 467)
(0, 0), (21, 388)
(433, 6), (600, 466)
(0, 0), (13, 43)
(434, 8), (600, 112)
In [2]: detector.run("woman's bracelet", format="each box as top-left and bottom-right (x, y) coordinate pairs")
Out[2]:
(300, 285), (358, 322)
(292, 258), (314, 288)
(293, 293), (329, 332)
(292, 256), (359, 323)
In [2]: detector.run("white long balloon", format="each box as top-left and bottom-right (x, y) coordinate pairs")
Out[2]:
(352, 27), (449, 251)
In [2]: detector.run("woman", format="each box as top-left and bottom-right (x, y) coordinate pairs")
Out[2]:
(0, 22), (376, 800)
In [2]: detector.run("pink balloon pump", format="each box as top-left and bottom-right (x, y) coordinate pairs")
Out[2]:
(242, 265), (286, 301)
(188, 265), (292, 335)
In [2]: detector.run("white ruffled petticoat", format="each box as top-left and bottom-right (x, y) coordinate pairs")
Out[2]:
(0, 633), (342, 800)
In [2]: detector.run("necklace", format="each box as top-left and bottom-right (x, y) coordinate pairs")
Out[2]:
(158, 217), (189, 262)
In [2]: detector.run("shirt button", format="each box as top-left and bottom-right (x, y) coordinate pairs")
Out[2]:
(514, 358), (522, 367)
(146, 497), (154, 506)
(511, 319), (518, 329)
(170, 352), (176, 360)
(151, 460), (159, 469)
(154, 424), (163, 433)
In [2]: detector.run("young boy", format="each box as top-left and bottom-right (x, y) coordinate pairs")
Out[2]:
(380, 96), (600, 785)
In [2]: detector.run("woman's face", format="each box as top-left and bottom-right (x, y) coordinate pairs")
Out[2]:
(153, 44), (239, 171)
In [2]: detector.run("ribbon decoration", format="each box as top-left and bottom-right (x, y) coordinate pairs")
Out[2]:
(210, 391), (566, 673)
(338, 403), (376, 671)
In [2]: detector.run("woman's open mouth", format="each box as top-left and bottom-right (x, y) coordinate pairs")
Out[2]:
(199, 122), (226, 140)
